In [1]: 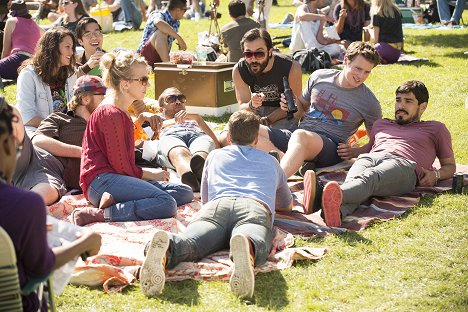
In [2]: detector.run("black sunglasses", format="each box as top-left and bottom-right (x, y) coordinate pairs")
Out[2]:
(242, 51), (266, 59)
(165, 94), (186, 104)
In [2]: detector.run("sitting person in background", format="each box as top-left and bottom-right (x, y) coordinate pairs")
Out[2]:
(303, 81), (456, 227)
(53, 0), (89, 33)
(156, 87), (220, 192)
(34, 0), (60, 22)
(76, 17), (105, 77)
(437, 0), (466, 26)
(140, 110), (293, 299)
(333, 0), (371, 43)
(221, 0), (260, 63)
(105, 0), (145, 30)
(32, 75), (106, 191)
(74, 50), (193, 226)
(17, 27), (77, 135)
(136, 0), (187, 65)
(0, 0), (42, 80)
(370, 0), (403, 64)
(290, 0), (344, 59)
(0, 96), (102, 312)
(232, 28), (305, 130)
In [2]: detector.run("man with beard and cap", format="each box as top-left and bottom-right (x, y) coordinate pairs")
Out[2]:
(155, 87), (221, 192)
(232, 27), (305, 130)
(258, 41), (382, 184)
(30, 75), (106, 192)
(302, 80), (456, 227)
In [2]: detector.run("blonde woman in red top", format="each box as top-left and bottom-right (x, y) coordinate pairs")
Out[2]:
(74, 51), (193, 226)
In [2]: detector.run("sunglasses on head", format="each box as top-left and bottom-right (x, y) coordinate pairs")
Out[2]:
(165, 94), (186, 104)
(128, 76), (150, 86)
(62, 0), (72, 5)
(242, 51), (266, 59)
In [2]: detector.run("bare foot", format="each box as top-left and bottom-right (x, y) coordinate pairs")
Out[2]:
(99, 192), (116, 209)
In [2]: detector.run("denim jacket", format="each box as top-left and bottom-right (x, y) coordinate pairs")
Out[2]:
(17, 65), (77, 134)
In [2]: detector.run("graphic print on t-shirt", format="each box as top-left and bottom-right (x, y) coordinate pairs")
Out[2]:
(253, 84), (280, 102)
(309, 89), (350, 125)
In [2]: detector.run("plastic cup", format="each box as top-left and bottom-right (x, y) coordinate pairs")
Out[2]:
(196, 47), (207, 65)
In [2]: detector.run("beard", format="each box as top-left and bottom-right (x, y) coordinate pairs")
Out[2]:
(395, 109), (419, 125)
(246, 53), (270, 76)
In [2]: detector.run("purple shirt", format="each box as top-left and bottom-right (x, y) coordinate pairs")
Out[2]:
(369, 118), (454, 182)
(0, 183), (55, 311)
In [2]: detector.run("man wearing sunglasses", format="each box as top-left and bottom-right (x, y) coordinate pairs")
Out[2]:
(232, 28), (305, 130)
(11, 75), (105, 205)
(155, 87), (221, 192)
(136, 0), (187, 67)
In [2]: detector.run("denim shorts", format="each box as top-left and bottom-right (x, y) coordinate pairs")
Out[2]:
(157, 130), (215, 169)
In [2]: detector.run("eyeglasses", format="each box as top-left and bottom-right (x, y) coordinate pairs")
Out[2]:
(61, 1), (73, 5)
(82, 30), (103, 39)
(165, 94), (186, 104)
(93, 92), (105, 96)
(242, 51), (266, 60)
(127, 76), (150, 86)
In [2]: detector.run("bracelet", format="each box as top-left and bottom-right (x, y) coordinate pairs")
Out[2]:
(434, 169), (440, 183)
(248, 100), (256, 111)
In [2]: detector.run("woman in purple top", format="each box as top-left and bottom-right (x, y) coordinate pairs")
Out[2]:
(0, 0), (43, 80)
(0, 97), (101, 311)
(333, 0), (371, 43)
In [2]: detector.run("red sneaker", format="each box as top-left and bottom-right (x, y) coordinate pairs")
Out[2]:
(321, 181), (343, 227)
(302, 170), (317, 214)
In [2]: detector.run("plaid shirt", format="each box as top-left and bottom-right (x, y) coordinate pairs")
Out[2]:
(137, 10), (180, 53)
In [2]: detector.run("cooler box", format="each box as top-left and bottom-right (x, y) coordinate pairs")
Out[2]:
(153, 62), (238, 117)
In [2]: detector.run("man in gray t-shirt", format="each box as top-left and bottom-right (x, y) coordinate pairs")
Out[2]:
(140, 111), (293, 300)
(266, 42), (382, 178)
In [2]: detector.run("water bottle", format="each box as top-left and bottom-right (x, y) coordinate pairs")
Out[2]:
(283, 76), (297, 120)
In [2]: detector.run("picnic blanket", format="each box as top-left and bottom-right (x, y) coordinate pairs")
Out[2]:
(276, 162), (468, 236)
(48, 196), (327, 293)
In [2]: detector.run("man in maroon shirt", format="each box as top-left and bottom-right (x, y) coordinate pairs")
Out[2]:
(303, 80), (456, 227)
(0, 96), (101, 311)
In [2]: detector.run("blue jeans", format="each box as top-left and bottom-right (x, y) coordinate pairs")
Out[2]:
(166, 197), (274, 269)
(87, 172), (193, 221)
(120, 0), (142, 29)
(340, 153), (417, 216)
(437, 0), (466, 24)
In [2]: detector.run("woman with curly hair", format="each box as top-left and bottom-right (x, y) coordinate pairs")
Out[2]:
(333, 0), (371, 43)
(53, 0), (89, 33)
(370, 0), (403, 64)
(16, 27), (77, 135)
(73, 50), (193, 226)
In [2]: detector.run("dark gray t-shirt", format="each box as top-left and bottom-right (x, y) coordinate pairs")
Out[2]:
(301, 69), (381, 143)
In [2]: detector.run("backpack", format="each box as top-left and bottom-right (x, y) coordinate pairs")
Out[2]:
(292, 48), (332, 74)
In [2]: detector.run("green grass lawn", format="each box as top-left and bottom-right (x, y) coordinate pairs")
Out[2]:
(3, 1), (468, 310)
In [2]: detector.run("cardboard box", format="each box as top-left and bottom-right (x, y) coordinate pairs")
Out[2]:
(154, 62), (239, 116)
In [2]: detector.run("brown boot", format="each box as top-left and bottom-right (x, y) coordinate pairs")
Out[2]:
(72, 208), (105, 226)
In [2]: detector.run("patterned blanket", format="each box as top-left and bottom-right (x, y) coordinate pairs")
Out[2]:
(277, 163), (468, 235)
(48, 162), (466, 292)
(48, 196), (327, 293)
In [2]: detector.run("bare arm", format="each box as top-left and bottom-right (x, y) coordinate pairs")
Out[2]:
(316, 19), (340, 45)
(32, 134), (82, 158)
(373, 26), (380, 43)
(52, 232), (101, 270)
(419, 156), (456, 187)
(233, 65), (254, 111)
(334, 8), (347, 34)
(154, 19), (186, 49)
(1, 19), (16, 59)
(25, 116), (44, 128)
(187, 113), (221, 149)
